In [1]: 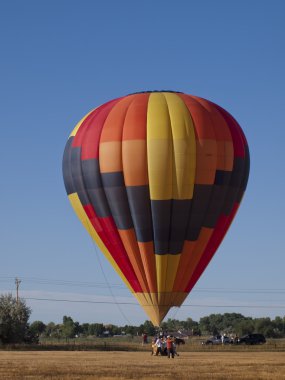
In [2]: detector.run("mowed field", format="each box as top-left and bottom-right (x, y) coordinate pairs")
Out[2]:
(1, 351), (285, 380)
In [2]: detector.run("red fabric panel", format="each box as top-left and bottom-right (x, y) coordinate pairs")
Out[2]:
(211, 103), (246, 158)
(71, 110), (98, 147)
(83, 204), (142, 292)
(184, 202), (239, 293)
(72, 97), (123, 151)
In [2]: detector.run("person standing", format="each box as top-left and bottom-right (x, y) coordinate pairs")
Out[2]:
(155, 336), (163, 356)
(166, 335), (174, 358)
(142, 333), (147, 345)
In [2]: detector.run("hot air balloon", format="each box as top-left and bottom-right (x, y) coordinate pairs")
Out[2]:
(62, 91), (250, 326)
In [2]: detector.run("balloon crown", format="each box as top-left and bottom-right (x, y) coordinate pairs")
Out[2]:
(128, 90), (183, 95)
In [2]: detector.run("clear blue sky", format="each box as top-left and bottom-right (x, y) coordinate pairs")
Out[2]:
(0, 0), (284, 326)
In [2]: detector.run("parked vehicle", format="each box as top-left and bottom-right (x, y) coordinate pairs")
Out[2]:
(238, 333), (266, 345)
(202, 335), (232, 345)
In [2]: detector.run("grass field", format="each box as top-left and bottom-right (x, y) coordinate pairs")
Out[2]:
(1, 351), (285, 379)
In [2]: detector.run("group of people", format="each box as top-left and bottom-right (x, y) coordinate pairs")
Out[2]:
(151, 335), (178, 358)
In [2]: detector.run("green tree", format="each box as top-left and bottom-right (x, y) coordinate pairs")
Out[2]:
(45, 322), (62, 338)
(199, 313), (249, 335)
(123, 325), (138, 336)
(272, 316), (285, 337)
(164, 318), (182, 331)
(140, 320), (156, 336)
(104, 324), (121, 336)
(234, 319), (255, 336)
(254, 317), (278, 338)
(199, 314), (221, 335)
(180, 317), (200, 334)
(29, 321), (46, 338)
(88, 323), (105, 336)
(146, 320), (154, 335)
(81, 323), (90, 336)
(61, 316), (76, 338)
(0, 294), (31, 344)
(159, 321), (168, 332)
(43, 322), (56, 337)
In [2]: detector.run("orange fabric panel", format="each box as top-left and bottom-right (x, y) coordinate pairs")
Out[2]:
(216, 141), (234, 171)
(99, 141), (122, 173)
(138, 241), (157, 293)
(172, 240), (195, 292)
(178, 94), (216, 140)
(100, 95), (136, 143)
(118, 229), (149, 293)
(178, 94), (218, 185)
(122, 140), (148, 186)
(122, 93), (149, 140)
(192, 96), (233, 141)
(192, 96), (234, 172)
(173, 228), (213, 292)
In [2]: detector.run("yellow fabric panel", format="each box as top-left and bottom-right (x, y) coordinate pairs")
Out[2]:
(155, 254), (168, 303)
(69, 109), (95, 137)
(134, 291), (188, 326)
(163, 93), (196, 199)
(134, 293), (161, 326)
(155, 254), (181, 294)
(147, 92), (196, 200)
(164, 254), (181, 292)
(67, 193), (133, 294)
(147, 93), (173, 200)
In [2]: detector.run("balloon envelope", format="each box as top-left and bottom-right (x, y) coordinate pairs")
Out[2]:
(63, 91), (250, 326)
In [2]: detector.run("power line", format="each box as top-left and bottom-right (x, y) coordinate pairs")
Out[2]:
(0, 275), (125, 289)
(1, 275), (285, 294)
(24, 297), (136, 305)
(22, 296), (285, 309)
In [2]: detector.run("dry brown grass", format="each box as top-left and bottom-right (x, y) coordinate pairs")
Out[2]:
(1, 351), (285, 379)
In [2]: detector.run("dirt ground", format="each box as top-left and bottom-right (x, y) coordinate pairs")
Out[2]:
(1, 351), (285, 379)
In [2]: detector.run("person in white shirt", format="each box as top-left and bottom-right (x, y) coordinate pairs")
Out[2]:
(155, 337), (163, 356)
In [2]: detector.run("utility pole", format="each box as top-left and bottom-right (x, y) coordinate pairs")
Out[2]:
(15, 277), (21, 304)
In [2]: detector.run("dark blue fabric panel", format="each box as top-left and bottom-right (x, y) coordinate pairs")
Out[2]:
(186, 185), (212, 240)
(86, 188), (111, 218)
(82, 158), (102, 189)
(101, 172), (133, 230)
(62, 137), (75, 195)
(168, 200), (192, 254)
(237, 145), (250, 202)
(222, 157), (245, 215)
(82, 159), (111, 217)
(203, 185), (229, 228)
(70, 147), (90, 206)
(101, 172), (125, 187)
(126, 186), (153, 242)
(214, 170), (232, 186)
(151, 200), (171, 254)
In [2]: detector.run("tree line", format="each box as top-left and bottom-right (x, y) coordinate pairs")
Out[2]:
(1, 293), (285, 344)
